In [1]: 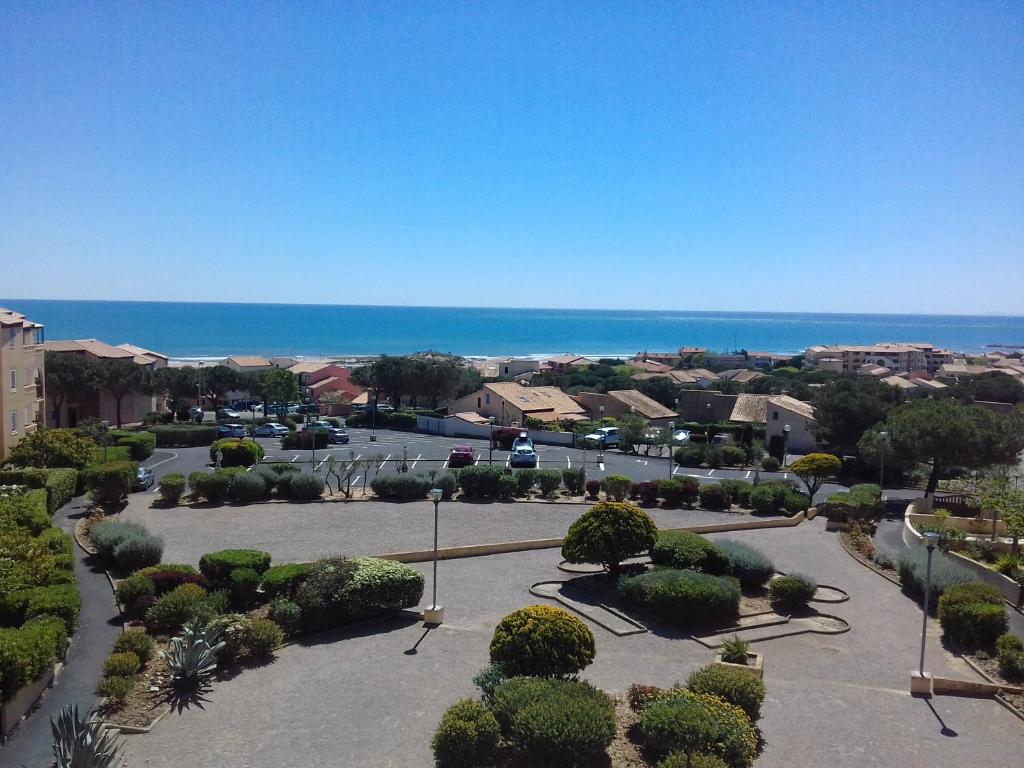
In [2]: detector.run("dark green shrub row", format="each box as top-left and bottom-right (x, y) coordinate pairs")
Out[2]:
(820, 483), (882, 522)
(618, 569), (740, 625)
(0, 583), (81, 635)
(110, 430), (156, 461)
(82, 460), (138, 508)
(748, 482), (809, 516)
(148, 424), (218, 447)
(937, 582), (1008, 649)
(0, 616), (68, 701)
(260, 563), (311, 598)
(0, 488), (50, 535)
(457, 465), (510, 498)
(210, 438), (264, 467)
(281, 430), (328, 450)
(199, 549), (272, 584)
(371, 473), (433, 500)
(651, 531), (729, 574)
(0, 469), (78, 514)
(674, 444), (748, 469)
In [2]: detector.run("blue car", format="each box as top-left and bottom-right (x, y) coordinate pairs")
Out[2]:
(217, 423), (246, 438)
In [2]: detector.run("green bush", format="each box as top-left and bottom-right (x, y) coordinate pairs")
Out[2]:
(371, 473), (432, 500)
(8, 428), (95, 469)
(748, 485), (780, 514)
(261, 563), (312, 599)
(561, 502), (657, 573)
(898, 549), (977, 607)
(457, 465), (509, 498)
(686, 664), (766, 722)
(618, 569), (740, 625)
(230, 567), (261, 608)
(19, 584), (82, 634)
(0, 468), (83, 514)
(511, 468), (536, 496)
(937, 582), (1008, 648)
(113, 630), (155, 664)
(602, 475), (631, 501)
(490, 677), (614, 764)
(145, 583), (208, 634)
(699, 484), (730, 510)
(760, 455), (780, 472)
(717, 480), (752, 506)
(716, 540), (775, 587)
(134, 563), (197, 578)
(431, 699), (501, 768)
(535, 469), (562, 497)
(241, 617), (284, 659)
(188, 470), (233, 503)
(96, 675), (134, 701)
(429, 471), (458, 500)
(561, 467), (585, 495)
(497, 474), (518, 500)
(112, 430), (156, 461)
(268, 598), (302, 636)
(769, 573), (817, 611)
(721, 446), (747, 467)
(651, 531), (728, 574)
(0, 488), (50, 534)
(0, 616), (67, 701)
(294, 556), (424, 631)
(112, 532), (164, 573)
(658, 480), (685, 506)
(639, 688), (756, 767)
(199, 549), (272, 584)
(231, 471), (269, 503)
(289, 472), (325, 500)
(675, 446), (704, 467)
(102, 650), (141, 677)
(210, 438), (264, 467)
(997, 634), (1024, 680)
(115, 575), (156, 609)
(83, 460), (137, 508)
(158, 473), (186, 504)
(149, 424), (217, 447)
(489, 605), (596, 677)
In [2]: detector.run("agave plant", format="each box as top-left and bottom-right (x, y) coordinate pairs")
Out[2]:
(51, 704), (122, 768)
(720, 634), (752, 664)
(160, 613), (226, 687)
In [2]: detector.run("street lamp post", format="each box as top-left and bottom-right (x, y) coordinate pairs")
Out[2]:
(425, 487), (445, 626)
(369, 388), (377, 442)
(597, 405), (605, 463)
(913, 531), (942, 695)
(667, 421), (675, 479)
(197, 361), (204, 417)
(488, 416), (495, 465)
(782, 424), (791, 467)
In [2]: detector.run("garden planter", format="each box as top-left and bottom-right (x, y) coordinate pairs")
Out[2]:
(714, 651), (763, 679)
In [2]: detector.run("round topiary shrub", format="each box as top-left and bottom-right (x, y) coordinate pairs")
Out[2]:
(651, 531), (729, 574)
(658, 480), (686, 507)
(618, 569), (740, 626)
(938, 582), (1008, 649)
(769, 573), (817, 611)
(240, 617), (284, 659)
(716, 540), (775, 588)
(289, 472), (326, 501)
(699, 484), (730, 511)
(602, 475), (631, 502)
(158, 473), (186, 505)
(561, 501), (657, 573)
(431, 699), (501, 768)
(686, 664), (766, 722)
(760, 455), (781, 472)
(260, 563), (312, 599)
(675, 446), (704, 467)
(199, 549), (272, 584)
(115, 575), (155, 612)
(489, 605), (596, 677)
(145, 582), (208, 634)
(639, 688), (756, 767)
(113, 630), (155, 665)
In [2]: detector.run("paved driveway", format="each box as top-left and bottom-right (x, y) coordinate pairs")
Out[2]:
(121, 519), (1021, 768)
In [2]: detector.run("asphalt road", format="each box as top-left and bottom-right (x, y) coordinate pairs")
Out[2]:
(140, 427), (924, 503)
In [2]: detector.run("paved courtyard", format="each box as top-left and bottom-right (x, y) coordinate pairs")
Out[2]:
(120, 518), (1023, 768)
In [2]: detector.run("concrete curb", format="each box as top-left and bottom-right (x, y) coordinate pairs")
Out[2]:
(957, 652), (1024, 724)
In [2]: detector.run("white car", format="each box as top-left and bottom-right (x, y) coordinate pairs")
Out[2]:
(253, 423), (289, 438)
(671, 429), (691, 445)
(583, 426), (619, 447)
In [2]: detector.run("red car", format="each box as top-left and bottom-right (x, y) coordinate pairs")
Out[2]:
(448, 445), (476, 468)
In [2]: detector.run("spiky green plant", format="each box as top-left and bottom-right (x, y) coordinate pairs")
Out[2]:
(160, 614), (226, 687)
(51, 704), (122, 768)
(720, 635), (751, 664)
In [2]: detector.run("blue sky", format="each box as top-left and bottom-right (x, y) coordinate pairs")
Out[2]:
(1, 2), (1021, 313)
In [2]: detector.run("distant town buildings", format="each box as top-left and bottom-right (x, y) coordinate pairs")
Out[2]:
(450, 382), (587, 425)
(573, 389), (678, 424)
(805, 342), (957, 374)
(0, 307), (45, 460)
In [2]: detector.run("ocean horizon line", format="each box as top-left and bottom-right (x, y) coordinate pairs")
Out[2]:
(3, 297), (1023, 320)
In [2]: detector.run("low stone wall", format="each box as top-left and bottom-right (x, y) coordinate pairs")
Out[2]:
(933, 675), (1023, 698)
(907, 512), (1006, 537)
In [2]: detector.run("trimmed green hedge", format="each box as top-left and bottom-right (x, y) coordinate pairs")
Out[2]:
(618, 569), (740, 625)
(199, 549), (272, 584)
(651, 531), (729, 574)
(0, 489), (50, 535)
(937, 582), (1008, 649)
(260, 563), (312, 599)
(371, 473), (433, 500)
(82, 460), (137, 508)
(489, 605), (596, 677)
(111, 430), (156, 460)
(0, 468), (77, 514)
(281, 430), (328, 450)
(148, 424), (218, 447)
(0, 616), (68, 701)
(210, 438), (264, 467)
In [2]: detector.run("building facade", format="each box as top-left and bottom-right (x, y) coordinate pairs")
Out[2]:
(804, 343), (953, 374)
(0, 308), (46, 460)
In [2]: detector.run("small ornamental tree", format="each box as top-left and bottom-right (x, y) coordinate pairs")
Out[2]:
(788, 453), (842, 505)
(561, 501), (657, 574)
(8, 429), (96, 469)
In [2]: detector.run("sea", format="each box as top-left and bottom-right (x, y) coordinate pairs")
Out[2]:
(3, 299), (1024, 361)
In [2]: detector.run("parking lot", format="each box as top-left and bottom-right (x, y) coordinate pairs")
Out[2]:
(138, 427), (917, 501)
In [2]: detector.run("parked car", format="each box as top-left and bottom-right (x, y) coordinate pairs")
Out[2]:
(511, 432), (533, 451)
(328, 428), (350, 444)
(253, 423), (289, 438)
(188, 405), (205, 422)
(217, 423), (247, 438)
(509, 444), (539, 468)
(584, 426), (620, 448)
(217, 408), (242, 420)
(671, 429), (691, 446)
(448, 445), (476, 468)
(710, 433), (734, 446)
(133, 465), (155, 491)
